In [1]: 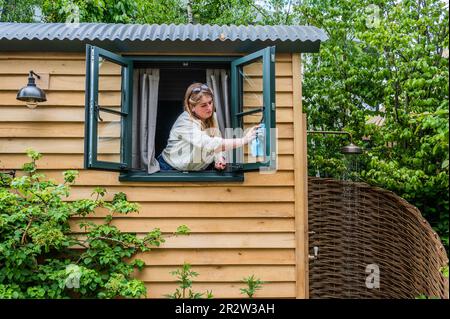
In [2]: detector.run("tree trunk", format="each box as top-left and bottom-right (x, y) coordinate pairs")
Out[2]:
(187, 0), (193, 24)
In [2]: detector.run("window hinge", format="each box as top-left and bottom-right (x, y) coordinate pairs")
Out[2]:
(94, 102), (104, 122)
(271, 102), (275, 111)
(271, 53), (275, 62)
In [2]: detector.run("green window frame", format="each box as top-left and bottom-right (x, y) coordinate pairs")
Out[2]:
(231, 46), (276, 171)
(84, 45), (277, 181)
(84, 44), (133, 171)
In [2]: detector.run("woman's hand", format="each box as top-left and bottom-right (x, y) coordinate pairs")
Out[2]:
(214, 157), (227, 170)
(243, 124), (261, 144)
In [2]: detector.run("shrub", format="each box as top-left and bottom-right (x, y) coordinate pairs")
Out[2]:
(165, 263), (213, 299)
(240, 274), (264, 298)
(0, 149), (188, 299)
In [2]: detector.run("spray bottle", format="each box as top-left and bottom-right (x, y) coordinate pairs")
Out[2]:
(250, 122), (265, 158)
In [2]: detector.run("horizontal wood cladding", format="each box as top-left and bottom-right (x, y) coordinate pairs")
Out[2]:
(0, 52), (300, 299)
(15, 169), (294, 186)
(72, 233), (295, 248)
(134, 265), (295, 282)
(69, 217), (295, 233)
(161, 233), (294, 249)
(65, 186), (295, 202)
(144, 282), (295, 298)
(91, 202), (295, 218)
(134, 248), (295, 265)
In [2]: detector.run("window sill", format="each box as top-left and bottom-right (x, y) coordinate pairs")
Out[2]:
(119, 170), (244, 182)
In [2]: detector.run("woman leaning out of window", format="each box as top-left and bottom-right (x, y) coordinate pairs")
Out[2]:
(157, 83), (260, 171)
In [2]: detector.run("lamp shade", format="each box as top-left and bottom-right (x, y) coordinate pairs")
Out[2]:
(341, 142), (363, 155)
(16, 72), (47, 107)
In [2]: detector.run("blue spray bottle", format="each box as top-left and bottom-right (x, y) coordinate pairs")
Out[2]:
(250, 123), (265, 158)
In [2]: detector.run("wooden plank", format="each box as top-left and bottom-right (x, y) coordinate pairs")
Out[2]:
(0, 137), (293, 154)
(144, 282), (295, 298)
(0, 137), (120, 154)
(0, 75), (121, 91)
(90, 202), (294, 218)
(0, 106), (121, 122)
(275, 53), (292, 61)
(0, 52), (85, 60)
(31, 169), (294, 186)
(244, 108), (293, 123)
(158, 233), (295, 248)
(0, 122), (118, 138)
(244, 92), (292, 108)
(0, 154), (295, 170)
(292, 53), (308, 299)
(74, 233), (295, 248)
(0, 106), (293, 123)
(69, 217), (295, 233)
(134, 248), (295, 265)
(0, 60), (120, 75)
(0, 154), (109, 169)
(66, 186), (295, 202)
(134, 265), (295, 282)
(0, 91), (120, 106)
(243, 62), (292, 76)
(243, 76), (292, 92)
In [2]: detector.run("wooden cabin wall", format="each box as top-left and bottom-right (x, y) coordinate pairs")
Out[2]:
(0, 52), (307, 298)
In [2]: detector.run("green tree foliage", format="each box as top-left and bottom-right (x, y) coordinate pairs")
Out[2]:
(40, 0), (187, 24)
(189, 0), (256, 25)
(0, 0), (43, 22)
(0, 150), (189, 298)
(296, 0), (449, 250)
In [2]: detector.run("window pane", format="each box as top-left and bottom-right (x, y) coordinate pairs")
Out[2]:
(97, 110), (122, 163)
(240, 58), (266, 164)
(98, 56), (122, 108)
(97, 57), (123, 163)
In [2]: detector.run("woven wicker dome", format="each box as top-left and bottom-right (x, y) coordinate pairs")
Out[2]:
(308, 177), (449, 299)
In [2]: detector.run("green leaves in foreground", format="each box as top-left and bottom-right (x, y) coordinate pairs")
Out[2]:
(0, 150), (190, 299)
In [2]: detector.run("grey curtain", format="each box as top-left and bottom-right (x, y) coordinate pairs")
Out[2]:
(206, 69), (231, 137)
(132, 68), (160, 174)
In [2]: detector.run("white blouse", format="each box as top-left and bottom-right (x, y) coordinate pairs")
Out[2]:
(161, 111), (226, 171)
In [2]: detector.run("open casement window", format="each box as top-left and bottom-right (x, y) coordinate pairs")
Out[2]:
(84, 44), (133, 171)
(231, 46), (276, 172)
(84, 44), (276, 181)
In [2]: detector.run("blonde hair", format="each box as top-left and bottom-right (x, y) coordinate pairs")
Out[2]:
(183, 83), (220, 137)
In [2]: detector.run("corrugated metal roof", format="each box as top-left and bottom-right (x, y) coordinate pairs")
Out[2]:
(0, 23), (327, 53)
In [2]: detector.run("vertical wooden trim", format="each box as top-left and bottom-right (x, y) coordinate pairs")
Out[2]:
(292, 53), (309, 298)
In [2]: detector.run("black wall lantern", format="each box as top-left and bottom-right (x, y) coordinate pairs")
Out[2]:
(16, 70), (47, 108)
